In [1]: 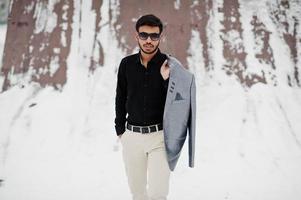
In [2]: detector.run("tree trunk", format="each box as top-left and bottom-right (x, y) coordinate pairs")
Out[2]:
(1, 0), (300, 90)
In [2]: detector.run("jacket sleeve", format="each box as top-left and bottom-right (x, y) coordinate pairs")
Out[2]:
(114, 59), (127, 136)
(188, 74), (196, 168)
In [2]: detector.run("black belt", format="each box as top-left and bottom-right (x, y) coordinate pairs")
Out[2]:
(126, 123), (163, 134)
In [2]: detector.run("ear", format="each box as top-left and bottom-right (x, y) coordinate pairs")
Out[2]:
(159, 31), (164, 41)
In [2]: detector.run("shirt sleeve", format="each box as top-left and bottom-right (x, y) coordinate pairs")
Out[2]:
(114, 59), (127, 136)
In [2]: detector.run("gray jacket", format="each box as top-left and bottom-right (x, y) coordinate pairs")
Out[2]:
(163, 55), (196, 171)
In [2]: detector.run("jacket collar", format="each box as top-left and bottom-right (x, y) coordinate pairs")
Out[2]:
(166, 55), (183, 70)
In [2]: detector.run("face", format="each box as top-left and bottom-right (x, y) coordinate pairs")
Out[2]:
(136, 25), (161, 55)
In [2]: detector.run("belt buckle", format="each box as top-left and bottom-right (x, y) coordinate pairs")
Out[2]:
(142, 127), (149, 134)
(129, 123), (162, 134)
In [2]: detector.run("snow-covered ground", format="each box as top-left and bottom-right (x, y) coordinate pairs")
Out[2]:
(0, 74), (300, 200)
(0, 1), (301, 200)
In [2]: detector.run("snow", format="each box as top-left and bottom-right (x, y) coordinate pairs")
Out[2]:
(33, 0), (59, 34)
(174, 0), (181, 10)
(49, 56), (60, 76)
(1, 0), (301, 200)
(0, 24), (6, 71)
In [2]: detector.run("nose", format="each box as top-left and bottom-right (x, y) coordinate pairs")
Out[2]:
(146, 36), (152, 43)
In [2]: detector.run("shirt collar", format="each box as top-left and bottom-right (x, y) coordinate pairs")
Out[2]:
(136, 49), (162, 64)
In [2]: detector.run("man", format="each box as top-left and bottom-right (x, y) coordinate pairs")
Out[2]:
(115, 14), (171, 200)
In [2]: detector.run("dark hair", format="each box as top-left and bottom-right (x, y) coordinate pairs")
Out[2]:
(135, 14), (163, 34)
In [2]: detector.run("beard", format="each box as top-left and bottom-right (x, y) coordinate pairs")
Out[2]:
(138, 42), (160, 54)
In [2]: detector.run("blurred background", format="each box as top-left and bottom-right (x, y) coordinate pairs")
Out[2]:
(0, 0), (301, 200)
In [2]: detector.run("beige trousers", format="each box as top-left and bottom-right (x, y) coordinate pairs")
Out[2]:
(121, 129), (170, 200)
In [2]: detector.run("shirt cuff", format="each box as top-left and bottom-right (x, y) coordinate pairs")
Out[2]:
(115, 126), (125, 136)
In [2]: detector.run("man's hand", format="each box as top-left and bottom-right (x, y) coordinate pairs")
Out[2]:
(160, 59), (170, 80)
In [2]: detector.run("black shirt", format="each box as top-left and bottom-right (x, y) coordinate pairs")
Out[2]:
(114, 49), (169, 136)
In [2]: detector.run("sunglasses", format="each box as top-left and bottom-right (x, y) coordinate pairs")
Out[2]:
(138, 32), (161, 41)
